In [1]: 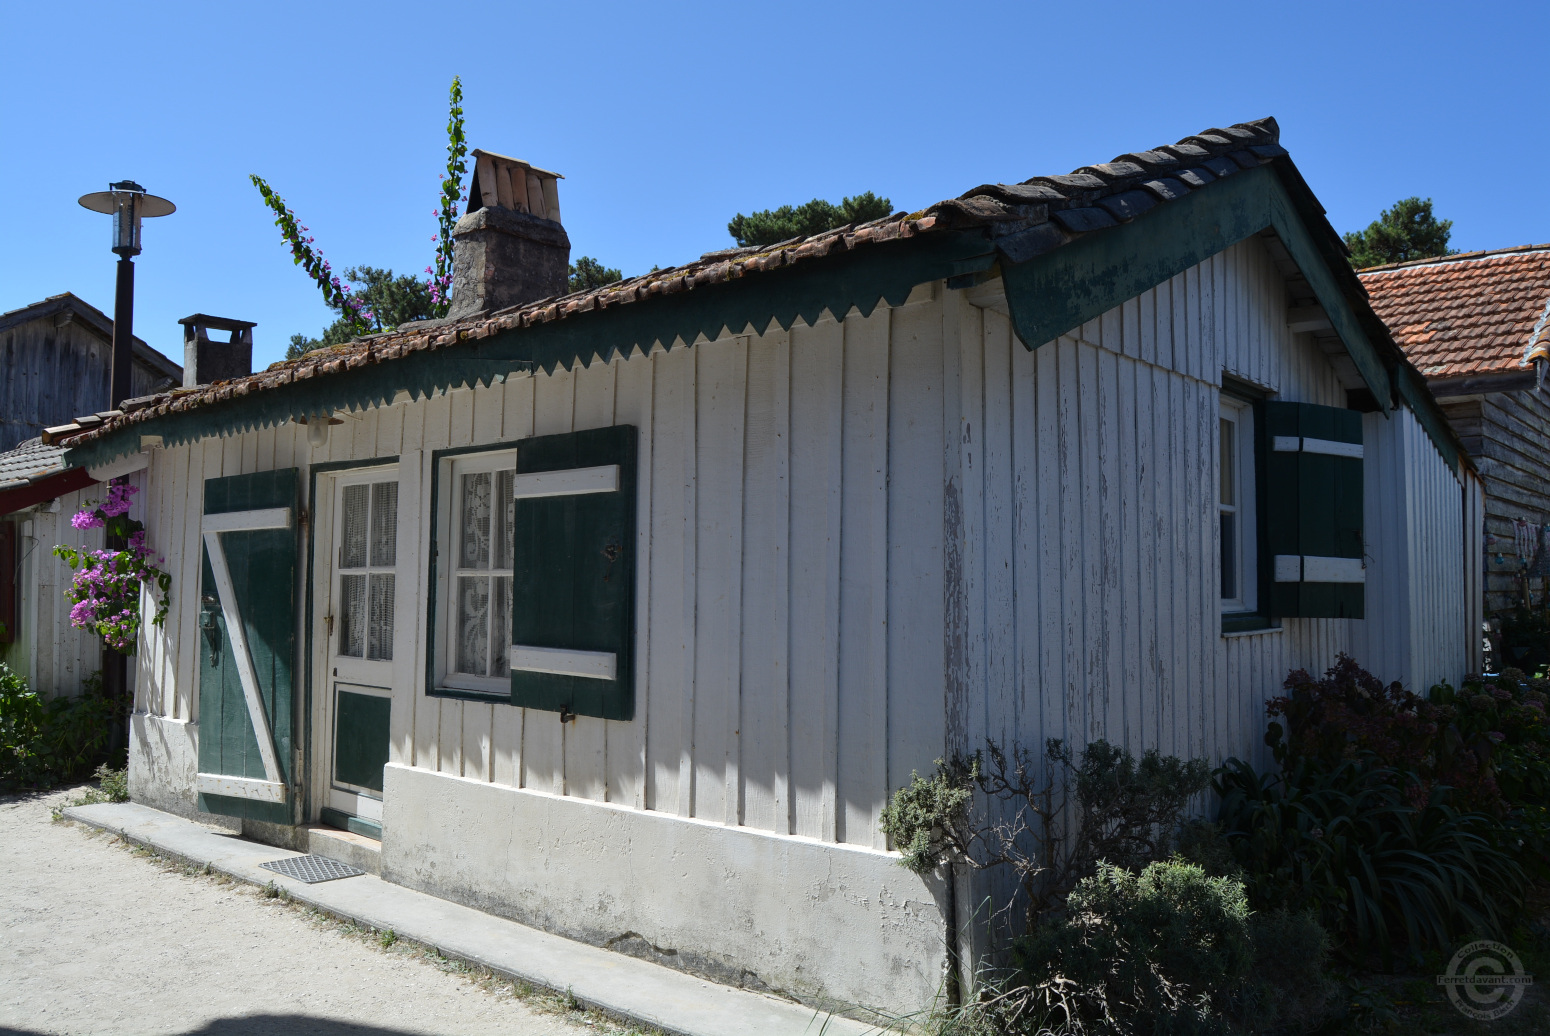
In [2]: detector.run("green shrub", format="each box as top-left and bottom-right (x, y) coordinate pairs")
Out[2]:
(0, 664), (120, 790)
(881, 739), (1212, 928)
(1212, 754), (1525, 963)
(880, 754), (979, 874)
(1013, 858), (1253, 1035)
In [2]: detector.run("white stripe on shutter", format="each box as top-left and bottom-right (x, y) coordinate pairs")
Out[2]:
(1270, 436), (1363, 458)
(1301, 555), (1365, 583)
(202, 508), (291, 533)
(1301, 437), (1363, 459)
(511, 464), (619, 499)
(1273, 554), (1303, 582)
(509, 644), (617, 680)
(1274, 554), (1365, 583)
(196, 773), (286, 802)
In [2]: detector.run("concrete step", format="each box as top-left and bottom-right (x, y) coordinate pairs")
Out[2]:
(305, 824), (381, 875)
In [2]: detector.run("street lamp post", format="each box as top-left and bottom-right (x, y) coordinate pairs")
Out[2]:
(78, 182), (175, 408)
(76, 181), (174, 721)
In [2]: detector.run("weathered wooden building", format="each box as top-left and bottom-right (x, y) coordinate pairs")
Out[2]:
(0, 293), (181, 453)
(1363, 246), (1550, 618)
(49, 119), (1480, 1016)
(0, 296), (182, 692)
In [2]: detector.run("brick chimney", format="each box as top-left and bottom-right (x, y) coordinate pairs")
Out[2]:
(447, 150), (570, 320)
(179, 314), (255, 387)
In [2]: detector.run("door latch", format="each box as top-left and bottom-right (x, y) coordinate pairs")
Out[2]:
(199, 595), (221, 667)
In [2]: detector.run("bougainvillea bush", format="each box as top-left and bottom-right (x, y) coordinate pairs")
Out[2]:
(52, 479), (170, 654)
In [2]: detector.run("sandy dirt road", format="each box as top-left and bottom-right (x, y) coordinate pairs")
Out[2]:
(0, 787), (597, 1036)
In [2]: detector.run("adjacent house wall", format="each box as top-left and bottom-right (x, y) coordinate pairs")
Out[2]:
(2, 484), (122, 698)
(1437, 387), (1550, 615)
(0, 309), (176, 453)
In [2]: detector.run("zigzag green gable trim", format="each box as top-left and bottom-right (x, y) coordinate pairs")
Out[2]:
(996, 165), (1460, 474)
(64, 230), (995, 471)
(1000, 164), (1389, 407)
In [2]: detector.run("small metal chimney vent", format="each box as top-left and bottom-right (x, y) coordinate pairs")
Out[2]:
(180, 314), (255, 387)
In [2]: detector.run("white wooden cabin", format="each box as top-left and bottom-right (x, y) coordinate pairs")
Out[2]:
(51, 119), (1482, 1017)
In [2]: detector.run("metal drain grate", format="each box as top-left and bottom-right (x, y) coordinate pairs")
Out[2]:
(259, 854), (365, 884)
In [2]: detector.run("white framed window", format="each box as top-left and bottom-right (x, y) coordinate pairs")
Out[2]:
(433, 449), (516, 695)
(335, 476), (399, 662)
(1220, 396), (1258, 614)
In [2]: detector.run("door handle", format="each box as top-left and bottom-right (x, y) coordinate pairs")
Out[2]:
(199, 602), (222, 667)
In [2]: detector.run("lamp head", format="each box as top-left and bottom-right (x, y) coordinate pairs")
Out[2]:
(78, 181), (175, 256)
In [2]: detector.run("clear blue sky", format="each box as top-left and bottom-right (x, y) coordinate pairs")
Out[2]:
(3, 1), (1546, 372)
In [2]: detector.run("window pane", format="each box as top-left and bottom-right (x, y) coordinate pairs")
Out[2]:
(492, 469), (515, 570)
(368, 573), (395, 661)
(339, 573), (366, 657)
(455, 575), (490, 676)
(491, 575), (511, 677)
(341, 484), (369, 568)
(459, 472), (492, 570)
(1221, 513), (1237, 600)
(1219, 417), (1235, 506)
(370, 482), (398, 567)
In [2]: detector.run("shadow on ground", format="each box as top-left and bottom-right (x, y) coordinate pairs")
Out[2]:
(0, 1018), (440, 1036)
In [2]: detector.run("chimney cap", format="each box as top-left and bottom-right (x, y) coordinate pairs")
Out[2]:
(470, 149), (564, 180)
(179, 313), (257, 331)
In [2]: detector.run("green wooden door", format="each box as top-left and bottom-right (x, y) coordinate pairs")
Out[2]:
(195, 469), (299, 825)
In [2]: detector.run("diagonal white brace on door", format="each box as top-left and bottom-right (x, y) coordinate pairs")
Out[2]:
(202, 507), (292, 789)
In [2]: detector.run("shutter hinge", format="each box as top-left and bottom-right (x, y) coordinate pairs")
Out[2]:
(298, 507), (309, 528)
(324, 613), (334, 637)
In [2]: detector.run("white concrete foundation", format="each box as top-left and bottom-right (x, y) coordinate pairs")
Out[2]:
(380, 763), (948, 1017)
(127, 713), (201, 819)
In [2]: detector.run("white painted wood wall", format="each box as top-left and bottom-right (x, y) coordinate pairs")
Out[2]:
(132, 235), (1475, 852)
(5, 482), (136, 699)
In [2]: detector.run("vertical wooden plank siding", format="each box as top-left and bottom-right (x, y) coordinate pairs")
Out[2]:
(567, 360), (618, 800)
(124, 235), (1474, 850)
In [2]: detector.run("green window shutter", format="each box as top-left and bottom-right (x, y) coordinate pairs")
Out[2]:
(510, 425), (637, 721)
(1263, 401), (1364, 619)
(195, 468), (299, 824)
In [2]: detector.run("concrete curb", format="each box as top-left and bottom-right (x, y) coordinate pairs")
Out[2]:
(64, 802), (886, 1036)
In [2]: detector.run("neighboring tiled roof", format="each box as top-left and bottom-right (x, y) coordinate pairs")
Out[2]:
(52, 118), (1293, 449)
(0, 292), (184, 382)
(0, 437), (66, 491)
(1359, 245), (1550, 380)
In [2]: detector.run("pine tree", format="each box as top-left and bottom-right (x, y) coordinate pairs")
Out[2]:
(1343, 197), (1456, 268)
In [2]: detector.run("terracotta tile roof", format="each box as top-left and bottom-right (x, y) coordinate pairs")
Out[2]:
(55, 118), (1293, 449)
(1359, 245), (1550, 380)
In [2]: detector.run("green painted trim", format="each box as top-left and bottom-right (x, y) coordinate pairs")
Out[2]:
(320, 805), (383, 841)
(423, 439), (527, 704)
(998, 164), (1460, 476)
(1222, 613), (1277, 634)
(64, 231), (995, 471)
(304, 454), (400, 827)
(1001, 165), (1389, 407)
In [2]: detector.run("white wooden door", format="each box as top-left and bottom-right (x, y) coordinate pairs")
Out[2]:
(318, 470), (399, 828)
